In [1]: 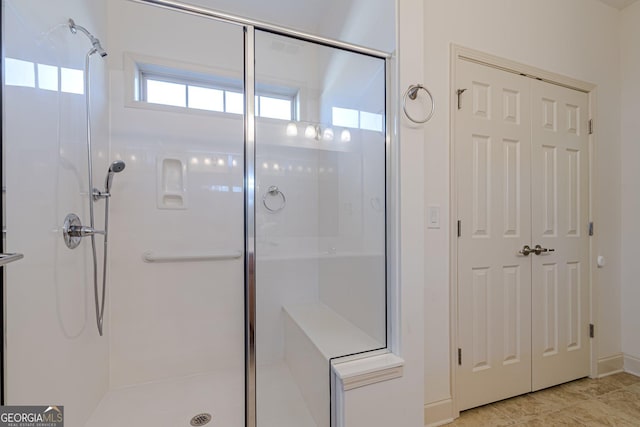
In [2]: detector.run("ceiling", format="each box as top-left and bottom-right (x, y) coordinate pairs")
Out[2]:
(598, 0), (638, 9)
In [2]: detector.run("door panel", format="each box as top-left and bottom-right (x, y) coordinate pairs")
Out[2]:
(456, 60), (533, 411)
(531, 80), (590, 390)
(253, 30), (387, 426)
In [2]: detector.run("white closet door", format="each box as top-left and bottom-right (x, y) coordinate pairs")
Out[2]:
(530, 80), (590, 391)
(456, 59), (533, 411)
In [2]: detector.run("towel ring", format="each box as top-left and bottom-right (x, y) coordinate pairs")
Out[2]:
(402, 84), (435, 124)
(263, 185), (286, 213)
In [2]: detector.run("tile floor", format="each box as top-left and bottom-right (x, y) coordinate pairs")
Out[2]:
(448, 372), (640, 426)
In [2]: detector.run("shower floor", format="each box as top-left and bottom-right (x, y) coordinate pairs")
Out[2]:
(85, 362), (316, 427)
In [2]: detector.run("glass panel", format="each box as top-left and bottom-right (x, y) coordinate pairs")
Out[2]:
(187, 85), (224, 111)
(360, 111), (384, 132)
(146, 79), (186, 107)
(225, 91), (244, 114)
(332, 106), (359, 128)
(258, 95), (292, 120)
(255, 30), (387, 427)
(3, 2), (245, 426)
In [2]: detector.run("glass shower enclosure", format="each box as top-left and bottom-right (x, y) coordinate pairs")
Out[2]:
(253, 29), (388, 426)
(2, 1), (389, 426)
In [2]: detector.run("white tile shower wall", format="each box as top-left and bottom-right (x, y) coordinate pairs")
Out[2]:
(319, 255), (386, 345)
(107, 83), (246, 385)
(3, 0), (109, 425)
(106, 1), (247, 388)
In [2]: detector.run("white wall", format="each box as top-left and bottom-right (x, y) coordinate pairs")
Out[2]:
(621, 1), (640, 370)
(421, 0), (623, 419)
(3, 0), (109, 425)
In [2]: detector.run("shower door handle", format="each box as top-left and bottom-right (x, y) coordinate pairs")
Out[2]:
(0, 252), (24, 266)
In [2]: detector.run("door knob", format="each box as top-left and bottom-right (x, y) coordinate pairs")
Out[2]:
(533, 244), (555, 255)
(518, 245), (533, 256)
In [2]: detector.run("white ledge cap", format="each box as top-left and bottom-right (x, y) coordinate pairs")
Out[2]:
(332, 353), (404, 391)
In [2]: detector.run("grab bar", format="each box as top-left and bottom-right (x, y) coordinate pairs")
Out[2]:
(142, 250), (242, 263)
(0, 252), (24, 267)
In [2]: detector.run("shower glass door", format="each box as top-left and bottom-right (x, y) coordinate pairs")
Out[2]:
(254, 30), (388, 427)
(103, 4), (246, 426)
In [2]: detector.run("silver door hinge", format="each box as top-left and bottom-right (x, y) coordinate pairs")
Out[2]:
(458, 348), (462, 365)
(588, 119), (593, 135)
(457, 89), (467, 110)
(589, 222), (594, 236)
(590, 324), (595, 338)
(457, 220), (462, 237)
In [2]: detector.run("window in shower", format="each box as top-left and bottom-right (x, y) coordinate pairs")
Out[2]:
(134, 61), (297, 119)
(4, 57), (85, 94)
(332, 106), (384, 132)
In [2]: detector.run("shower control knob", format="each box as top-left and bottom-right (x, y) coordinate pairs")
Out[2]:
(71, 225), (103, 237)
(62, 213), (104, 249)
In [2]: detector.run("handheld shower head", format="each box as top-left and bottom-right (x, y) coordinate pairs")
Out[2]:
(109, 160), (126, 174)
(105, 160), (126, 193)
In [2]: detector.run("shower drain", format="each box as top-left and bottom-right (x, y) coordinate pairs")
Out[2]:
(190, 413), (212, 426)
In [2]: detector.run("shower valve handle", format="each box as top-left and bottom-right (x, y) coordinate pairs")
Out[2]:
(63, 213), (104, 249)
(68, 225), (105, 237)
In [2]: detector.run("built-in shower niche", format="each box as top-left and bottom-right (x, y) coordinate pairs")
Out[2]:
(157, 155), (188, 209)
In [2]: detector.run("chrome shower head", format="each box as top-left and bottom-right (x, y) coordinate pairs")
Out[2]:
(93, 41), (108, 58)
(68, 18), (108, 58)
(109, 160), (126, 174)
(105, 160), (126, 193)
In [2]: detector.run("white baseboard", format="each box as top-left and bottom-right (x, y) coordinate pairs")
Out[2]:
(597, 354), (624, 377)
(624, 354), (640, 377)
(424, 398), (454, 427)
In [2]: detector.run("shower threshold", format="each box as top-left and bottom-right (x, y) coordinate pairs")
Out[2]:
(85, 362), (315, 427)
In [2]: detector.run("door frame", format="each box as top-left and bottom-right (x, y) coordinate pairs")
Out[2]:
(448, 44), (598, 416)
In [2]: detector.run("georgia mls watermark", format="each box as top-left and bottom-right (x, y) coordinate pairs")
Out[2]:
(0, 406), (63, 427)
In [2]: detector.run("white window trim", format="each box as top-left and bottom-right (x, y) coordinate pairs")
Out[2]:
(124, 52), (298, 120)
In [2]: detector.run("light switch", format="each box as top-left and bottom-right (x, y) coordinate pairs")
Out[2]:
(428, 205), (440, 229)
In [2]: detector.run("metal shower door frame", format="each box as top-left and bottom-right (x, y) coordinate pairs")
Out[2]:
(243, 24), (257, 427)
(0, 2), (391, 426)
(128, 3), (392, 426)
(244, 29), (393, 427)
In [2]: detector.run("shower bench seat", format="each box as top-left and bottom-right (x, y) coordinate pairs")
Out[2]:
(283, 302), (403, 427)
(284, 302), (382, 361)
